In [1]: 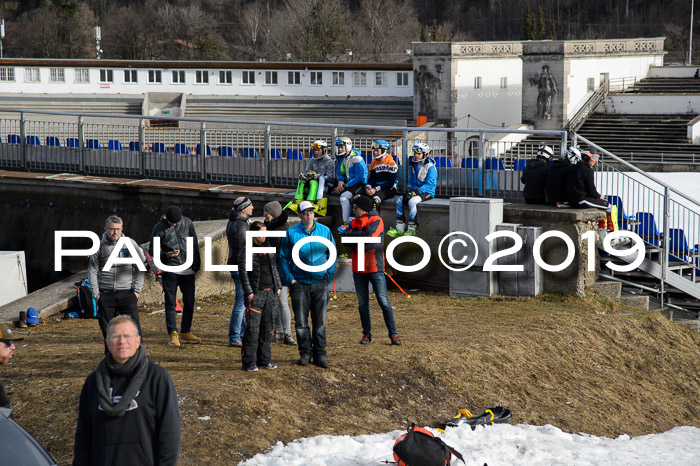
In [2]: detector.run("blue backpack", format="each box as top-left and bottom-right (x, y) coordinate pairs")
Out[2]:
(75, 278), (98, 319)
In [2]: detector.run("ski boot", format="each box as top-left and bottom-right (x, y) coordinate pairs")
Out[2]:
(442, 406), (512, 431)
(403, 222), (418, 236)
(386, 221), (406, 238)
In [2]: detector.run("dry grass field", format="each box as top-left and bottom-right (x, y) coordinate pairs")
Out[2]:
(4, 289), (700, 464)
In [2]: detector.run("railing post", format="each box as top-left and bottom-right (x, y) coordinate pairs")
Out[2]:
(478, 131), (485, 196)
(661, 187), (670, 304)
(19, 111), (27, 170)
(139, 118), (145, 177)
(200, 121), (207, 182)
(401, 129), (409, 191)
(560, 131), (568, 157)
(78, 115), (85, 174)
(264, 124), (271, 186)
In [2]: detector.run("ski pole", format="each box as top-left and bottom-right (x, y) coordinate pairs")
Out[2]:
(384, 271), (411, 299)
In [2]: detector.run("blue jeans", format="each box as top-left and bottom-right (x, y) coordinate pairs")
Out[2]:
(289, 280), (329, 357)
(352, 272), (397, 338)
(228, 271), (246, 343)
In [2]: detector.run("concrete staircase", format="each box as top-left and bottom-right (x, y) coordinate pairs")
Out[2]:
(619, 77), (700, 94)
(587, 280), (650, 310)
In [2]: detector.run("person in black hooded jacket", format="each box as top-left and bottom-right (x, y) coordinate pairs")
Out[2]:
(238, 221), (282, 371)
(263, 201), (295, 345)
(149, 206), (201, 347)
(226, 197), (254, 347)
(521, 145), (552, 205)
(546, 146), (579, 206)
(567, 151), (609, 210)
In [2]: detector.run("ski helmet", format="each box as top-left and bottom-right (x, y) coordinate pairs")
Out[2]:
(537, 145), (554, 160)
(371, 140), (390, 159)
(412, 142), (430, 157)
(565, 147), (582, 165)
(335, 137), (352, 154)
(311, 140), (327, 157)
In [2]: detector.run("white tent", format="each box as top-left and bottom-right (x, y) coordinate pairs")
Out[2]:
(0, 251), (28, 307)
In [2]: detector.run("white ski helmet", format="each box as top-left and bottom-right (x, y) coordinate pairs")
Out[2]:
(412, 142), (430, 156)
(311, 140), (327, 157)
(537, 145), (554, 160)
(335, 137), (352, 154)
(565, 147), (582, 165)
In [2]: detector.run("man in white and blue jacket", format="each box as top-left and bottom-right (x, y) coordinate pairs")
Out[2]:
(278, 201), (337, 368)
(332, 137), (368, 230)
(387, 142), (437, 237)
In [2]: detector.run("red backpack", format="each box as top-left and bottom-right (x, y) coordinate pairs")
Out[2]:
(393, 424), (464, 466)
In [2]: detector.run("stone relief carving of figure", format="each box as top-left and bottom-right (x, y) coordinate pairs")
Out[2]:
(415, 64), (441, 118)
(530, 65), (557, 120)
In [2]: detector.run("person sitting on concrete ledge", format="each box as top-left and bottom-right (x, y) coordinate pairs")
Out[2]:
(567, 151), (610, 211)
(521, 145), (552, 205)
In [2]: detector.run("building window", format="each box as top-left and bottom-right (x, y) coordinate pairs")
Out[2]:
(587, 77), (595, 91)
(310, 71), (322, 85)
(24, 67), (40, 83)
(375, 72), (386, 86)
(148, 70), (162, 84)
(124, 70), (137, 83)
(242, 70), (255, 84)
(288, 71), (301, 85)
(265, 71), (278, 84)
(500, 77), (507, 89)
(332, 71), (344, 85)
(74, 68), (90, 83)
(99, 69), (113, 83)
(49, 68), (65, 83)
(353, 71), (366, 86)
(0, 67), (15, 82)
(474, 76), (482, 90)
(396, 72), (409, 87)
(195, 70), (209, 84)
(219, 70), (232, 84)
(172, 70), (185, 84)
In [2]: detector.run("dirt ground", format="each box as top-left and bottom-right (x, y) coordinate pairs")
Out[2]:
(4, 290), (700, 465)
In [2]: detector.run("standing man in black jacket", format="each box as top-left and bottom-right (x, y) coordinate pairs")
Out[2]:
(521, 145), (552, 205)
(74, 315), (180, 466)
(238, 221), (282, 371)
(226, 197), (254, 348)
(150, 206), (202, 348)
(567, 151), (609, 210)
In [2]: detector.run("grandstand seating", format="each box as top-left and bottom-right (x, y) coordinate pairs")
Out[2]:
(86, 139), (101, 149)
(46, 136), (61, 147)
(175, 143), (190, 154)
(108, 140), (124, 150)
(218, 146), (235, 157)
(196, 144), (212, 156)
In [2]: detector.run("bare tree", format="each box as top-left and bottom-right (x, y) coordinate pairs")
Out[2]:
(238, 1), (274, 60)
(101, 5), (160, 60)
(356, 0), (420, 62)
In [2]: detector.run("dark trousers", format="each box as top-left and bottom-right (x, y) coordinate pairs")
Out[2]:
(353, 272), (397, 338)
(97, 290), (142, 340)
(162, 272), (196, 334)
(289, 280), (329, 357)
(372, 187), (396, 204)
(241, 289), (279, 368)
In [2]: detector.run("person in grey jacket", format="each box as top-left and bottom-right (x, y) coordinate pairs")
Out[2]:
(150, 206), (201, 348)
(88, 215), (146, 342)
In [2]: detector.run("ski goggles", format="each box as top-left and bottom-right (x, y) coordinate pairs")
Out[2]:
(371, 142), (387, 150)
(311, 143), (325, 150)
(334, 139), (347, 147)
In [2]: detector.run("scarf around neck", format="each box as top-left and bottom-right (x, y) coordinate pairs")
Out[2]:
(96, 344), (149, 417)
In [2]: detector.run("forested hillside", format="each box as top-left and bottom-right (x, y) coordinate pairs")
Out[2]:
(0, 0), (694, 63)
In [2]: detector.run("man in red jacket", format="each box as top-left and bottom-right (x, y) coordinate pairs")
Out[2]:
(340, 196), (401, 346)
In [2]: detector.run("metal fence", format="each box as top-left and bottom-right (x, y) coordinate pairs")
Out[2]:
(0, 109), (565, 199)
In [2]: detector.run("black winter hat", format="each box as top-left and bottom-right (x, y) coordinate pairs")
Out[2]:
(353, 195), (374, 213)
(165, 206), (182, 223)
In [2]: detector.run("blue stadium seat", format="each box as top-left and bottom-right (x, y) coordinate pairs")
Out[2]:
(668, 229), (698, 263)
(606, 195), (636, 230)
(174, 143), (190, 154)
(242, 147), (259, 158)
(86, 139), (101, 149)
(485, 158), (505, 170)
(634, 212), (662, 246)
(67, 137), (80, 148)
(434, 156), (453, 168)
(46, 136), (61, 147)
(152, 142), (167, 153)
(287, 149), (305, 160)
(108, 140), (124, 151)
(129, 141), (140, 151)
(460, 157), (478, 168)
(196, 144), (212, 156)
(218, 146), (235, 157)
(7, 134), (21, 144)
(513, 159), (528, 171)
(270, 149), (282, 159)
(26, 135), (41, 146)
